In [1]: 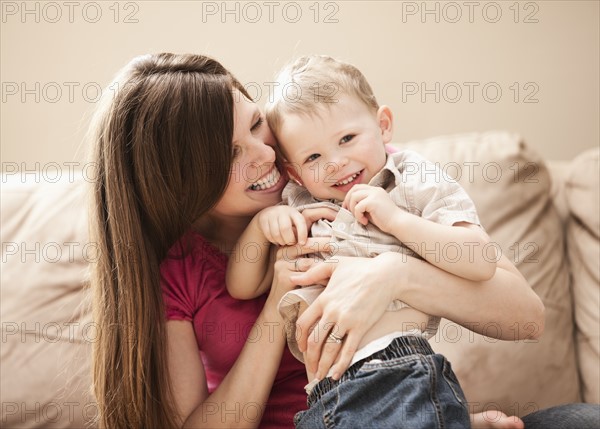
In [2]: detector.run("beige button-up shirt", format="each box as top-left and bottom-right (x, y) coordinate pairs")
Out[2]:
(279, 149), (481, 362)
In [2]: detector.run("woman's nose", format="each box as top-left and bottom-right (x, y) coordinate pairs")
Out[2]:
(252, 139), (276, 164)
(243, 139), (276, 180)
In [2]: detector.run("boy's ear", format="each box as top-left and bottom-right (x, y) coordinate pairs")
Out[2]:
(376, 106), (394, 144)
(285, 162), (303, 186)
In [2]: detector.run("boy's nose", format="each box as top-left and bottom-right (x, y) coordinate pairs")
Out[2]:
(336, 155), (349, 168)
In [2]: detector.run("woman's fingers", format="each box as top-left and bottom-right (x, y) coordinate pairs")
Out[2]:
(294, 257), (315, 272)
(295, 255), (399, 380)
(290, 259), (334, 288)
(294, 297), (325, 357)
(300, 314), (361, 380)
(328, 333), (360, 380)
(314, 325), (346, 380)
(302, 315), (333, 375)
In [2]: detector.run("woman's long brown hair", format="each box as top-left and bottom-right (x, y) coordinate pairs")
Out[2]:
(89, 53), (247, 429)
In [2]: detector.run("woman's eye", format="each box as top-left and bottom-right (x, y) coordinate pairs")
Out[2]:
(340, 135), (354, 144)
(251, 116), (264, 131)
(305, 154), (320, 163)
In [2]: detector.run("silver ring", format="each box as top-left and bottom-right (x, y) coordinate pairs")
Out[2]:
(328, 332), (344, 343)
(294, 259), (300, 271)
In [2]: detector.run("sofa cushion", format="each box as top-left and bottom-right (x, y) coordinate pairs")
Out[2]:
(397, 131), (581, 416)
(1, 133), (585, 426)
(566, 148), (600, 403)
(1, 174), (95, 428)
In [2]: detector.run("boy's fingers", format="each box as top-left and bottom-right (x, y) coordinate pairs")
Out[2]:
(302, 207), (337, 226)
(277, 238), (328, 261)
(298, 237), (334, 256)
(354, 201), (370, 225)
(292, 211), (308, 245)
(268, 218), (283, 244)
(341, 189), (355, 210)
(280, 217), (297, 245)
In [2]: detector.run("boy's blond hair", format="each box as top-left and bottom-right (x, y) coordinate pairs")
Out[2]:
(265, 55), (379, 139)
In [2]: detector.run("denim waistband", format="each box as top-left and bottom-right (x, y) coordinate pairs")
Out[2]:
(307, 335), (434, 406)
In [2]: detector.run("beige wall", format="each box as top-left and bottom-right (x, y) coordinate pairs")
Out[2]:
(1, 0), (598, 171)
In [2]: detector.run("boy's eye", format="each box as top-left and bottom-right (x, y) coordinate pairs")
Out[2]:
(251, 116), (264, 131)
(304, 153), (320, 163)
(340, 135), (354, 144)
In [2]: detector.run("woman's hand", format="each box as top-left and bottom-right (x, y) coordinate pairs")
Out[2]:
(266, 237), (334, 309)
(265, 205), (337, 306)
(291, 254), (398, 380)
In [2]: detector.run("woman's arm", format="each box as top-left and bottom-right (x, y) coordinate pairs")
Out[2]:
(169, 245), (321, 429)
(392, 251), (544, 338)
(292, 251), (544, 377)
(169, 304), (285, 429)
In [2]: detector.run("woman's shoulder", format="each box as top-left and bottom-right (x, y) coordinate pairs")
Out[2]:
(160, 230), (228, 321)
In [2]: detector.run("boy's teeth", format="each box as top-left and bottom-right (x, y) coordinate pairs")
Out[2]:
(249, 168), (281, 191)
(336, 172), (359, 186)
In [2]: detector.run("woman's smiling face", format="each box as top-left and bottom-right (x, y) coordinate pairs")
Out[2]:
(210, 91), (287, 219)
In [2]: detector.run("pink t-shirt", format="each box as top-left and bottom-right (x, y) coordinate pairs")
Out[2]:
(160, 231), (306, 428)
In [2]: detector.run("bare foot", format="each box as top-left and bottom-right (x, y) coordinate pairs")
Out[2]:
(471, 411), (525, 429)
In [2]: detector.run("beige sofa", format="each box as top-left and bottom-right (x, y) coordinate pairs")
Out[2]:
(2, 132), (598, 428)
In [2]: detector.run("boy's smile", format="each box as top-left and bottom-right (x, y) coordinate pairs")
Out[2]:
(278, 95), (393, 201)
(331, 169), (365, 193)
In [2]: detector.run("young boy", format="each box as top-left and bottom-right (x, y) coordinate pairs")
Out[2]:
(226, 55), (495, 428)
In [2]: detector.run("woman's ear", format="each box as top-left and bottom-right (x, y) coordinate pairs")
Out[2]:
(376, 106), (394, 144)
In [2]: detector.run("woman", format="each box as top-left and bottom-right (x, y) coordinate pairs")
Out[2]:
(88, 53), (593, 429)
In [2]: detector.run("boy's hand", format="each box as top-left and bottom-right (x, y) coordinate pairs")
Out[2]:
(256, 206), (308, 246)
(342, 185), (402, 233)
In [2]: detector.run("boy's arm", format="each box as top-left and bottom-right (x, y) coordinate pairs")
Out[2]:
(226, 205), (308, 299)
(344, 185), (496, 282)
(226, 216), (275, 299)
(386, 213), (496, 281)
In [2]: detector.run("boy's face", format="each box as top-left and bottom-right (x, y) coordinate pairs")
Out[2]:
(278, 95), (393, 201)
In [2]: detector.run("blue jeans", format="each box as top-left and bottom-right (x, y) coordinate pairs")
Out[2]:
(293, 335), (470, 429)
(522, 403), (600, 429)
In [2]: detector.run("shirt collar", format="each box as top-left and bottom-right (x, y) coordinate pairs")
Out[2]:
(368, 154), (402, 189)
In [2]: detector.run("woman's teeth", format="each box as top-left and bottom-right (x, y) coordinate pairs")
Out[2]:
(335, 172), (360, 186)
(249, 168), (281, 191)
